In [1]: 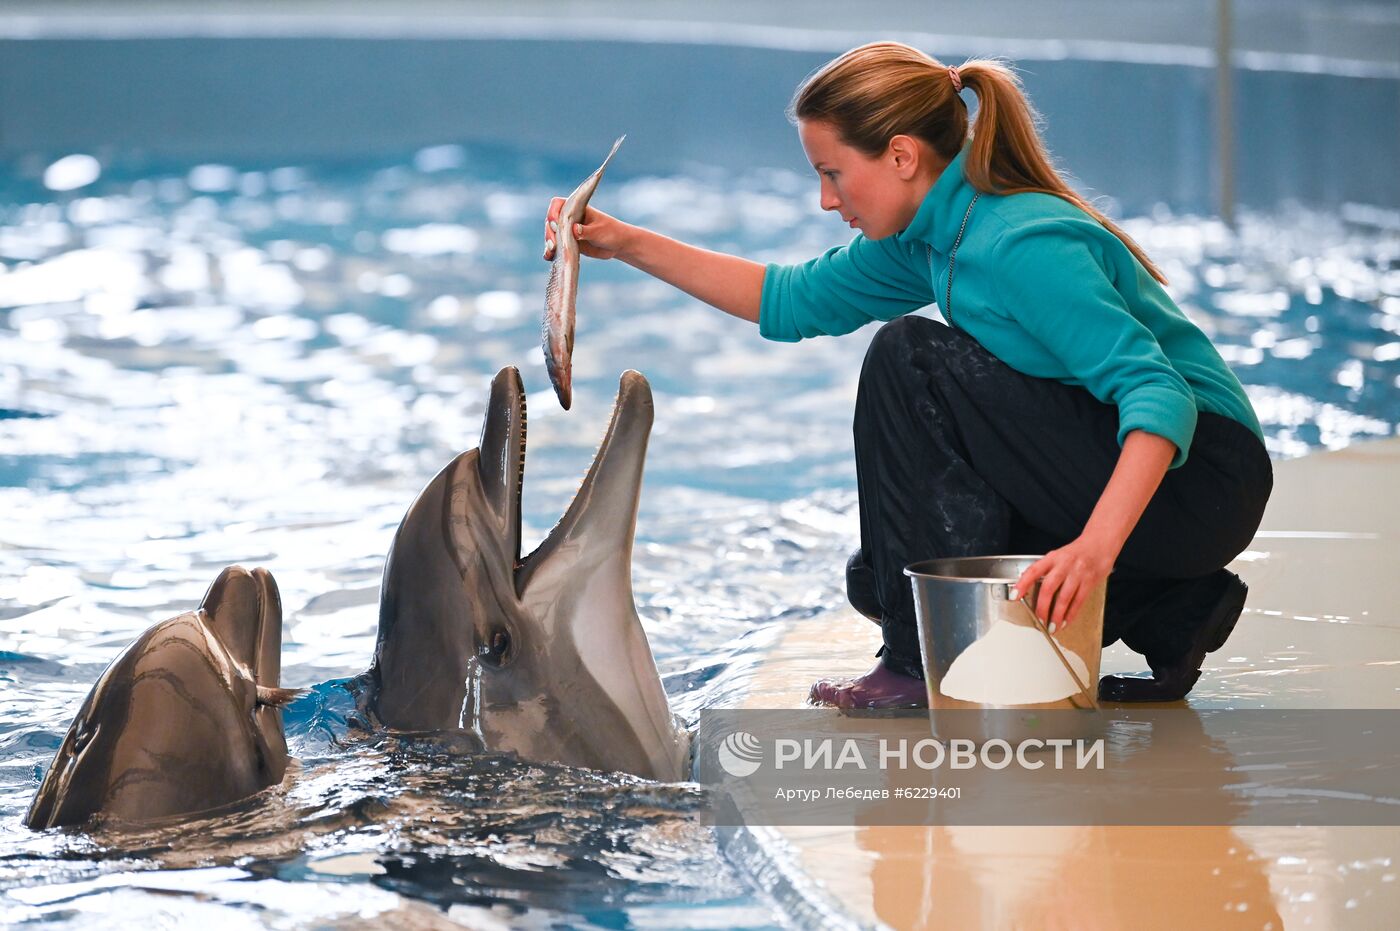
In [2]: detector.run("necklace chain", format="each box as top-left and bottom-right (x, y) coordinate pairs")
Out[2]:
(927, 192), (980, 328)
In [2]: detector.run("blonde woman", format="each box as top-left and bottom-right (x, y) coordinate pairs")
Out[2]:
(544, 43), (1272, 708)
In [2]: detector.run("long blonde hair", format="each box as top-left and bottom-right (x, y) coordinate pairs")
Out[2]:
(789, 42), (1167, 285)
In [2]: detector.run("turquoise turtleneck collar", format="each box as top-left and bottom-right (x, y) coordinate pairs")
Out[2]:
(895, 146), (978, 255)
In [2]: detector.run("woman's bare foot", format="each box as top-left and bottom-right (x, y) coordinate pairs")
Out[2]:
(809, 660), (928, 709)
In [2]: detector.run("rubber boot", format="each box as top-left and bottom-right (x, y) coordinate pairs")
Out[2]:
(1098, 570), (1247, 703)
(810, 658), (929, 709)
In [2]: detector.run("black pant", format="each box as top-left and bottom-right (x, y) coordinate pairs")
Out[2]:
(852, 316), (1273, 679)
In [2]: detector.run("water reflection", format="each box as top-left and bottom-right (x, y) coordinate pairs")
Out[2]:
(1, 144), (1397, 925)
(4, 723), (775, 928)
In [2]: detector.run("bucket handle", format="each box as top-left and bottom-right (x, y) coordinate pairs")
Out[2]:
(1000, 584), (1100, 711)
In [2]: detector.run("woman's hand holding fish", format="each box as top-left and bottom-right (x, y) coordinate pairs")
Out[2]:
(542, 196), (765, 325)
(543, 197), (627, 261)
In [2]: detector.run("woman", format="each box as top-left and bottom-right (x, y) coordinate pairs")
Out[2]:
(543, 42), (1273, 708)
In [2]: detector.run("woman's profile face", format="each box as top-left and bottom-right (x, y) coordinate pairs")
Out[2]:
(797, 119), (921, 241)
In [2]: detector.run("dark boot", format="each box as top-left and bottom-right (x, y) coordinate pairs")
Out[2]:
(1098, 570), (1248, 702)
(810, 658), (929, 709)
(846, 548), (882, 625)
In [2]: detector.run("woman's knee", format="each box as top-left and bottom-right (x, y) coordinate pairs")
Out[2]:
(864, 316), (943, 366)
(860, 316), (951, 390)
(1118, 530), (1242, 580)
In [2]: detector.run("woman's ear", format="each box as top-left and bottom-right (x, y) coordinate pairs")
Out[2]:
(887, 134), (922, 180)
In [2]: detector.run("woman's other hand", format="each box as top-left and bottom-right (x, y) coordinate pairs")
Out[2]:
(1015, 430), (1175, 632)
(1012, 535), (1118, 632)
(543, 197), (629, 261)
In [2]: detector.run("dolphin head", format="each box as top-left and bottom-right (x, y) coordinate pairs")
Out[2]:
(368, 367), (689, 781)
(25, 566), (293, 830)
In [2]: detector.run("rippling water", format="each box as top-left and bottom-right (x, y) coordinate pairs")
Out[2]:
(1, 143), (1398, 927)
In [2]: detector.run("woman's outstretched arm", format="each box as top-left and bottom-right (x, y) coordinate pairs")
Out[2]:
(544, 198), (764, 323)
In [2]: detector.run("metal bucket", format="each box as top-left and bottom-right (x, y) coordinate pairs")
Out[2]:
(904, 555), (1105, 714)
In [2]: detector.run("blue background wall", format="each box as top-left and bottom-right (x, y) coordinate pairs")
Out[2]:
(1, 36), (1396, 214)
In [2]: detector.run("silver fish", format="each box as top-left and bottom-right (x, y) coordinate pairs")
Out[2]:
(543, 134), (625, 410)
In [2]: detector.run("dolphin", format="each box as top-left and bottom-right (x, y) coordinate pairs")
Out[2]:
(25, 566), (296, 830)
(359, 366), (690, 782)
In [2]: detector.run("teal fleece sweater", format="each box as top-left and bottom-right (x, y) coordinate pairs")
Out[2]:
(759, 148), (1262, 468)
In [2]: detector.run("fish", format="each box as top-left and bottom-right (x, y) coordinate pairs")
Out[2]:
(543, 134), (626, 410)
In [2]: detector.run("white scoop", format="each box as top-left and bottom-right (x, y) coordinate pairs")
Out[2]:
(939, 619), (1092, 705)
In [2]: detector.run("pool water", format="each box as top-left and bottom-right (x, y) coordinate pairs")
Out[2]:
(1, 142), (1398, 927)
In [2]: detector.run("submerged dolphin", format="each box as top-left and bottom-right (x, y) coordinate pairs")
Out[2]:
(359, 365), (690, 782)
(25, 566), (295, 829)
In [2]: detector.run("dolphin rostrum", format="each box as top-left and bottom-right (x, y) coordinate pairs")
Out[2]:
(361, 365), (690, 782)
(543, 134), (625, 410)
(25, 566), (296, 829)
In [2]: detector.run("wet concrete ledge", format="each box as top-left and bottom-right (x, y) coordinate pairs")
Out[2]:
(717, 436), (1400, 929)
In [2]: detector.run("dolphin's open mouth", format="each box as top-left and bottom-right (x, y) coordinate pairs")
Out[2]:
(198, 565), (284, 692)
(483, 368), (653, 589)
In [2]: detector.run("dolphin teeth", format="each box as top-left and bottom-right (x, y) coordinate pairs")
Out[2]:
(518, 387), (527, 511)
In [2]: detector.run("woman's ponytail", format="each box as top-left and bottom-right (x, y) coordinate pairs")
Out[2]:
(792, 44), (1168, 285)
(957, 60), (1167, 284)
